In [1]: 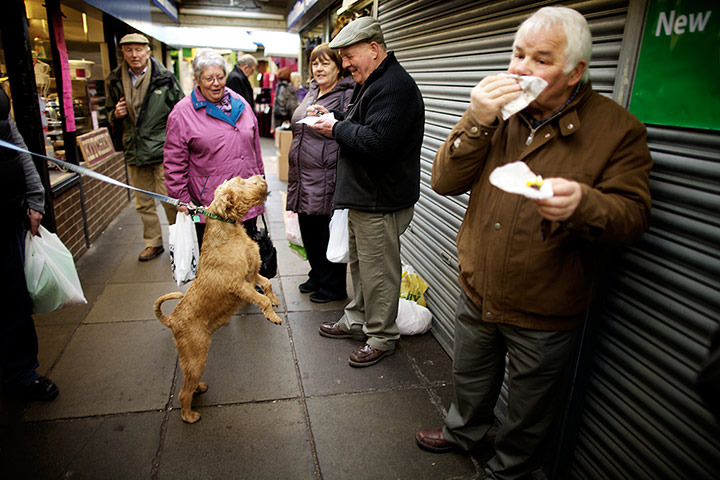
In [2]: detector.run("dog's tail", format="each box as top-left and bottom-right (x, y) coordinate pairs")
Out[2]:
(154, 292), (184, 328)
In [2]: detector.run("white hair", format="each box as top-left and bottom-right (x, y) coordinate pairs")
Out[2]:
(192, 49), (227, 81)
(237, 54), (258, 68)
(514, 6), (592, 83)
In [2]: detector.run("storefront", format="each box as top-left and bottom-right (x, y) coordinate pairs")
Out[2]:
(288, 0), (375, 83)
(0, 0), (176, 258)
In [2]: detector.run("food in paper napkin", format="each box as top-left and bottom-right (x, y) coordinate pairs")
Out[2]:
(489, 161), (554, 199)
(297, 112), (335, 126)
(498, 74), (548, 120)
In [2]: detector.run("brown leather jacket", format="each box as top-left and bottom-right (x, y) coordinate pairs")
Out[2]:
(432, 82), (652, 330)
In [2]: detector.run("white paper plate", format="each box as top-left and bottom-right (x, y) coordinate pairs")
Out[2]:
(489, 161), (554, 199)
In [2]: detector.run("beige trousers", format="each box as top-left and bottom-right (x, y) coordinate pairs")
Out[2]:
(127, 164), (177, 248)
(338, 206), (414, 351)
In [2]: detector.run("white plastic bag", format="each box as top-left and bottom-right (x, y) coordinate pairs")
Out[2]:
(285, 210), (304, 247)
(396, 298), (432, 335)
(326, 209), (349, 263)
(168, 212), (200, 286)
(24, 225), (87, 314)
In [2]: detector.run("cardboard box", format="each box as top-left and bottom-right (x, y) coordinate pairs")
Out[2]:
(276, 130), (292, 181)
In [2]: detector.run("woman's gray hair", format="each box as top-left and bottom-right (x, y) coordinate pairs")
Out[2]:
(514, 6), (592, 83)
(192, 49), (227, 81)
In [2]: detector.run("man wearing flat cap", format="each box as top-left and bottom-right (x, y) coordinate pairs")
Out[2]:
(105, 33), (184, 261)
(311, 17), (425, 367)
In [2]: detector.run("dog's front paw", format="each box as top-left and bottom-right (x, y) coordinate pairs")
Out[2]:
(182, 410), (201, 424)
(267, 313), (283, 325)
(267, 294), (280, 307)
(195, 382), (208, 394)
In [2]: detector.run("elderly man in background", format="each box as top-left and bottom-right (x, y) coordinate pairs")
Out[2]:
(415, 6), (652, 479)
(310, 17), (425, 367)
(226, 53), (258, 112)
(105, 33), (184, 261)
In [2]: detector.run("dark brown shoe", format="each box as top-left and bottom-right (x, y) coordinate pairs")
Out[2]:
(348, 344), (394, 367)
(319, 321), (366, 340)
(416, 427), (455, 453)
(138, 246), (164, 261)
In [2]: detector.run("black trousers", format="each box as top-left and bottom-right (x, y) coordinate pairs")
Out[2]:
(1, 221), (40, 390)
(298, 213), (347, 298)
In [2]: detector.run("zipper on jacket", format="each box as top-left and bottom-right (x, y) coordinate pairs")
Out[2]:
(525, 126), (538, 146)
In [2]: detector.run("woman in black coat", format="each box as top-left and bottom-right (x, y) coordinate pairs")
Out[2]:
(287, 43), (354, 303)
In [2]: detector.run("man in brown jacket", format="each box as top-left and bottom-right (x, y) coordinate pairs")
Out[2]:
(415, 7), (652, 479)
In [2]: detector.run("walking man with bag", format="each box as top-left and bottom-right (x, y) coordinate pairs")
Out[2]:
(310, 17), (425, 367)
(105, 33), (184, 261)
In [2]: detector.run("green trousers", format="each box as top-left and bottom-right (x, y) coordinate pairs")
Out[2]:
(443, 291), (578, 479)
(338, 207), (414, 351)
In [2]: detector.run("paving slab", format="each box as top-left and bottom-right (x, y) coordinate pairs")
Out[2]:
(32, 282), (104, 326)
(36, 323), (78, 375)
(24, 321), (177, 420)
(74, 240), (133, 285)
(289, 311), (423, 397)
(275, 239), (310, 277)
(158, 399), (316, 480)
(109, 240), (176, 283)
(0, 416), (105, 479)
(62, 411), (164, 479)
(170, 313), (299, 409)
(84, 281), (187, 323)
(307, 389), (479, 480)
(282, 274), (351, 313)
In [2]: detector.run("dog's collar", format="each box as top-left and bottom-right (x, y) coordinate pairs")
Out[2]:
(195, 206), (236, 224)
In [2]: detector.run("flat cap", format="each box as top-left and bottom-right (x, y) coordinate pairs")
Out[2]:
(329, 17), (384, 49)
(119, 33), (150, 45)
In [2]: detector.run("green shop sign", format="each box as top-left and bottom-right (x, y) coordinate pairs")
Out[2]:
(629, 0), (718, 131)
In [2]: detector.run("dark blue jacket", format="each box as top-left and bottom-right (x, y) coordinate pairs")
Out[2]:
(332, 52), (424, 212)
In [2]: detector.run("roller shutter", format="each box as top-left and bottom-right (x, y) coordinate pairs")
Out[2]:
(566, 126), (720, 478)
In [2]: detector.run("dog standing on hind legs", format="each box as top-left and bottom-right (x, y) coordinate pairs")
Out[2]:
(154, 175), (283, 423)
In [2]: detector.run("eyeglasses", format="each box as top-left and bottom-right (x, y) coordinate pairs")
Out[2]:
(200, 74), (226, 84)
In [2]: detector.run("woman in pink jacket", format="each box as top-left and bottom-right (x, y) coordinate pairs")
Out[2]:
(164, 49), (265, 248)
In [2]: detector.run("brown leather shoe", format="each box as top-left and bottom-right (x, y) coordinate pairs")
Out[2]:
(319, 321), (366, 340)
(138, 246), (164, 261)
(348, 344), (394, 367)
(416, 427), (456, 453)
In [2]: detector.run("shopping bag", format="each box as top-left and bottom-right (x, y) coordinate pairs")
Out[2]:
(168, 212), (200, 286)
(326, 209), (349, 263)
(285, 210), (303, 247)
(24, 225), (87, 314)
(396, 298), (432, 335)
(400, 265), (429, 307)
(252, 215), (277, 278)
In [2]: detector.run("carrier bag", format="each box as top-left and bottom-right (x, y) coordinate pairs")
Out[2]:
(169, 212), (200, 286)
(326, 209), (349, 263)
(24, 225), (87, 314)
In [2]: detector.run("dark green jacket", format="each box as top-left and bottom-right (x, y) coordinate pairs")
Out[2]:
(105, 57), (184, 166)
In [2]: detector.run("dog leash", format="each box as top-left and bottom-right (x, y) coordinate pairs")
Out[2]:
(0, 139), (237, 224)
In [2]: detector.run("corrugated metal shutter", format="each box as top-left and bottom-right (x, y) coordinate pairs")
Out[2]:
(567, 126), (720, 478)
(378, 0), (631, 351)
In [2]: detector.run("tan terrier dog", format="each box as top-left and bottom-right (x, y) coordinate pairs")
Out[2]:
(154, 175), (282, 423)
